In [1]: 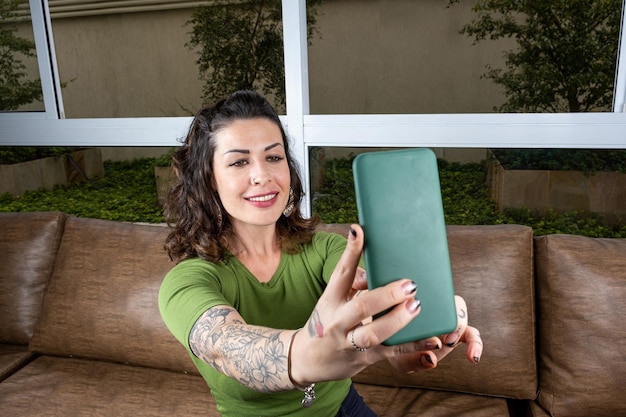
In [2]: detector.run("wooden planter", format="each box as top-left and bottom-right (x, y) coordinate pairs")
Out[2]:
(0, 148), (104, 196)
(486, 155), (626, 222)
(154, 165), (176, 207)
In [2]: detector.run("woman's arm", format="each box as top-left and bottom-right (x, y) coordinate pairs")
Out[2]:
(189, 224), (483, 394)
(189, 305), (297, 392)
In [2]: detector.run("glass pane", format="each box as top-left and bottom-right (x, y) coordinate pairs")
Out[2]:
(0, 0), (44, 112)
(310, 146), (626, 235)
(50, 1), (286, 118)
(307, 0), (623, 114)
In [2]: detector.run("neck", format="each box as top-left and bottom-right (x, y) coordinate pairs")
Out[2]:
(229, 224), (279, 258)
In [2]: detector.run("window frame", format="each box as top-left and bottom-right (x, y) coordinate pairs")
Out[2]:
(0, 0), (625, 216)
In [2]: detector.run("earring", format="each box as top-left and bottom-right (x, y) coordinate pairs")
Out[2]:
(215, 208), (223, 228)
(283, 187), (295, 217)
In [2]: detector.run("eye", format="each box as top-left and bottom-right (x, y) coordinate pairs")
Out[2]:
(229, 159), (248, 167)
(267, 155), (285, 162)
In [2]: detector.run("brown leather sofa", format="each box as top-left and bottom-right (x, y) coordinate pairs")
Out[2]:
(0, 211), (624, 416)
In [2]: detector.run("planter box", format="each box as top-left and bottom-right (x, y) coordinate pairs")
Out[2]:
(0, 148), (104, 196)
(487, 156), (626, 222)
(154, 165), (176, 207)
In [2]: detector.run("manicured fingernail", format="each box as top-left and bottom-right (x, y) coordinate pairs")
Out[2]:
(403, 281), (417, 295)
(349, 227), (357, 239)
(423, 354), (434, 365)
(425, 340), (441, 350)
(445, 333), (460, 347)
(473, 356), (480, 364)
(407, 299), (421, 313)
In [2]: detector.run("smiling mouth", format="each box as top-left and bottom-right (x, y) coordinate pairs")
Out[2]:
(247, 193), (277, 202)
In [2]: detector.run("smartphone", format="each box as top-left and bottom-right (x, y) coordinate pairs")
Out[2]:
(352, 148), (457, 345)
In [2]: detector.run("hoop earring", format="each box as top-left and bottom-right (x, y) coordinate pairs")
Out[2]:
(283, 187), (295, 217)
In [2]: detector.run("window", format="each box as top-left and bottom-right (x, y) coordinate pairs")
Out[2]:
(1, 0), (625, 217)
(307, 0), (623, 115)
(0, 0), (57, 117)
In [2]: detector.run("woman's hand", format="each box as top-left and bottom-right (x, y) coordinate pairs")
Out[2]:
(289, 225), (444, 385)
(290, 224), (483, 386)
(387, 295), (483, 372)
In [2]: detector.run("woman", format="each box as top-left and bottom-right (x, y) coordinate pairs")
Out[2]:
(159, 90), (483, 416)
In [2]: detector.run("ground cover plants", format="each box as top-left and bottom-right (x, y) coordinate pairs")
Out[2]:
(1, 154), (625, 238)
(312, 156), (626, 238)
(0, 147), (80, 164)
(0, 158), (164, 223)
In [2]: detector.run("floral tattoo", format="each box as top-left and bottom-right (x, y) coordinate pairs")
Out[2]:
(189, 307), (290, 392)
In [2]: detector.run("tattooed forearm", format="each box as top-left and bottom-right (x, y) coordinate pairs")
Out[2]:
(189, 307), (293, 392)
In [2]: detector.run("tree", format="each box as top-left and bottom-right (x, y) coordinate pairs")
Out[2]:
(0, 0), (42, 110)
(187, 0), (323, 111)
(449, 0), (622, 112)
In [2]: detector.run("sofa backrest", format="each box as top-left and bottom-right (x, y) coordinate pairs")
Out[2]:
(352, 224), (538, 400)
(534, 234), (626, 417)
(0, 212), (65, 346)
(29, 216), (198, 375)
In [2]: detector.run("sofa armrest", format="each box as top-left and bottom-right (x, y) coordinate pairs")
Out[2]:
(534, 234), (626, 416)
(0, 212), (66, 345)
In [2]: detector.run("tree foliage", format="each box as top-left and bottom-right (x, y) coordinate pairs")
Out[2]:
(0, 0), (42, 110)
(449, 0), (622, 112)
(187, 0), (323, 111)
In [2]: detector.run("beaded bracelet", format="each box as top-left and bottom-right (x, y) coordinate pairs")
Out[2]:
(288, 329), (316, 408)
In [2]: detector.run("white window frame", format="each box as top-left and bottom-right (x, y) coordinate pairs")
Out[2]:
(1, 0), (625, 217)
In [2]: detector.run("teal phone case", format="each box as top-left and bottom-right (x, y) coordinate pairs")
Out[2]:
(353, 148), (457, 345)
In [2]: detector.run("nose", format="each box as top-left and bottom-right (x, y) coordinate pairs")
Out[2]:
(250, 165), (270, 186)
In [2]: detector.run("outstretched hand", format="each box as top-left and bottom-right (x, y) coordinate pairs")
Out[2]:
(387, 295), (483, 372)
(289, 224), (483, 386)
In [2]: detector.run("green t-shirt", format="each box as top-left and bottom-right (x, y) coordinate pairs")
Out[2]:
(158, 231), (352, 417)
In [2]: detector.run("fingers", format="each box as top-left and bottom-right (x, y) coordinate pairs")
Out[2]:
(434, 296), (483, 365)
(347, 292), (422, 349)
(352, 267), (368, 291)
(387, 349), (440, 372)
(462, 326), (483, 364)
(325, 224), (365, 299)
(443, 295), (468, 347)
(387, 295), (484, 373)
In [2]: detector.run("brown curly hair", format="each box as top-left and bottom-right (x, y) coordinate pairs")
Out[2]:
(164, 90), (319, 263)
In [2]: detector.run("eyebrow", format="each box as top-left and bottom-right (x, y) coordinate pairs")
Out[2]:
(223, 142), (283, 155)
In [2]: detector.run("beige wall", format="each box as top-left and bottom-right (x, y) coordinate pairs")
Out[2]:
(43, 0), (513, 118)
(10, 1), (518, 161)
(307, 0), (512, 114)
(51, 9), (204, 118)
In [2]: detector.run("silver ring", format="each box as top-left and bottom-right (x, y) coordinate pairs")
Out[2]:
(349, 327), (367, 352)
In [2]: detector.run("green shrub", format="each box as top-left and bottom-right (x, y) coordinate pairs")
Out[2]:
(311, 155), (626, 238)
(491, 149), (626, 173)
(0, 158), (164, 223)
(0, 147), (80, 165)
(1, 154), (625, 237)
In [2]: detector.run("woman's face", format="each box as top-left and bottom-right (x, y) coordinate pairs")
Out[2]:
(212, 117), (291, 231)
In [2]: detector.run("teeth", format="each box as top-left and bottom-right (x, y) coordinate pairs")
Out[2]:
(248, 193), (276, 202)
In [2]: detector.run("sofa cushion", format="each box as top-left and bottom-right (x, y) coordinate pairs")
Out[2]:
(354, 383), (511, 417)
(30, 216), (197, 375)
(534, 234), (626, 417)
(353, 224), (537, 400)
(0, 345), (34, 382)
(0, 355), (216, 417)
(0, 211), (65, 345)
